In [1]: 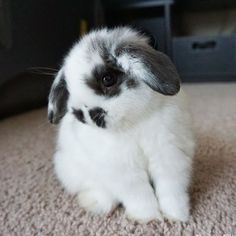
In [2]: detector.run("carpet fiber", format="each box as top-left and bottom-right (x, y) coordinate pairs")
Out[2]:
(0, 83), (236, 236)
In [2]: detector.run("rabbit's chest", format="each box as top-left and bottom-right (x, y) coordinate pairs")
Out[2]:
(66, 124), (148, 176)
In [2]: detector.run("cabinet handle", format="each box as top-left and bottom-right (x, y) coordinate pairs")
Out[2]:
(192, 41), (216, 50)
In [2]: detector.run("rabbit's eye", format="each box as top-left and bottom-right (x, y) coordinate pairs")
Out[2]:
(102, 75), (117, 87)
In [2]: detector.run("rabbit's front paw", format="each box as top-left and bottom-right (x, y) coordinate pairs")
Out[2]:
(78, 189), (117, 214)
(160, 194), (190, 222)
(125, 199), (163, 223)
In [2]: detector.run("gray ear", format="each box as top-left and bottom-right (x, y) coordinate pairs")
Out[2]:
(118, 44), (180, 95)
(48, 69), (69, 124)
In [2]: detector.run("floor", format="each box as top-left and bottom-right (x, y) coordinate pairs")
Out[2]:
(0, 83), (235, 236)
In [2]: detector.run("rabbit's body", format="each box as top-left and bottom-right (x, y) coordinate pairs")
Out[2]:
(48, 27), (195, 222)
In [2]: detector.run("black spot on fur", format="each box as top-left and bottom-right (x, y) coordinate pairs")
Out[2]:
(89, 107), (107, 128)
(48, 111), (54, 124)
(73, 108), (86, 123)
(86, 65), (124, 97)
(49, 73), (69, 124)
(126, 79), (139, 89)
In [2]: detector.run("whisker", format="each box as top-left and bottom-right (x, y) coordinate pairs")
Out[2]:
(32, 72), (56, 76)
(92, 112), (102, 120)
(28, 66), (58, 71)
(37, 120), (50, 129)
(27, 67), (58, 76)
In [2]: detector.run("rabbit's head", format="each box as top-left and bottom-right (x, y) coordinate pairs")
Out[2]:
(48, 27), (180, 129)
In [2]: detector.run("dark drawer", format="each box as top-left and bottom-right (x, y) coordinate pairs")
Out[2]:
(172, 35), (236, 81)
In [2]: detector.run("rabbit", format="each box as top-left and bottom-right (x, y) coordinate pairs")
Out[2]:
(48, 27), (195, 223)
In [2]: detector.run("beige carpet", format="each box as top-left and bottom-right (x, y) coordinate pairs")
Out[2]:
(0, 83), (236, 236)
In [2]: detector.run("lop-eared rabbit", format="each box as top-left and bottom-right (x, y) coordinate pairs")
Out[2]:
(48, 27), (195, 223)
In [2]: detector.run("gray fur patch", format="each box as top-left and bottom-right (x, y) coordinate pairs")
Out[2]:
(126, 79), (139, 89)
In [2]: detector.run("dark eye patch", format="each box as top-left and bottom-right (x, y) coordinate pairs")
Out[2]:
(86, 65), (125, 97)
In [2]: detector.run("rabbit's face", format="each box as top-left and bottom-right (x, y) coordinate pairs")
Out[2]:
(48, 27), (180, 129)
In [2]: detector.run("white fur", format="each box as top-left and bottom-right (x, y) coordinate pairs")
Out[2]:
(50, 27), (195, 223)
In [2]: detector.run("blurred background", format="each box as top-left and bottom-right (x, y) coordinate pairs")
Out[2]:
(1, 0), (236, 118)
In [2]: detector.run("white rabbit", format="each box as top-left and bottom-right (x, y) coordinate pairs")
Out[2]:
(48, 27), (195, 223)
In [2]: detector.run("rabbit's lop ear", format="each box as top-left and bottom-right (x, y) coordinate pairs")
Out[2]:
(144, 50), (180, 95)
(121, 44), (180, 95)
(48, 69), (69, 124)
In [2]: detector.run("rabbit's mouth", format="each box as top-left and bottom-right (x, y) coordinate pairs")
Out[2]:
(72, 107), (107, 129)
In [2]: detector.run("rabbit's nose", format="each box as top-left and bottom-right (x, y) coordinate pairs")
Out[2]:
(89, 107), (107, 128)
